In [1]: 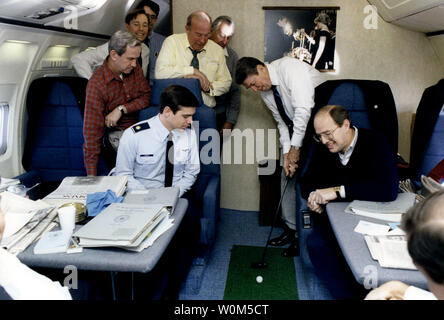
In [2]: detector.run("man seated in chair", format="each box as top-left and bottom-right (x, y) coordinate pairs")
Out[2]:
(114, 84), (200, 298)
(300, 105), (398, 299)
(114, 84), (200, 196)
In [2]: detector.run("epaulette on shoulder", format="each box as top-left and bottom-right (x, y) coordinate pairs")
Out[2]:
(131, 121), (150, 133)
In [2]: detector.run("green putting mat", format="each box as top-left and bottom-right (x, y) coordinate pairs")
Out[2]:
(223, 245), (298, 300)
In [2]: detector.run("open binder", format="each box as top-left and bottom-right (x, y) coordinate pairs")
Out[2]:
(72, 203), (167, 249)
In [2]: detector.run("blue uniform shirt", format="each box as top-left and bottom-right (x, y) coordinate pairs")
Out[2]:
(115, 115), (200, 197)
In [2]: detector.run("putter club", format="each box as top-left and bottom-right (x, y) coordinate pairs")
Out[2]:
(251, 176), (291, 269)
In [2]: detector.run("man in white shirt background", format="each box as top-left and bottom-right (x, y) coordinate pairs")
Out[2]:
(209, 15), (240, 135)
(136, 0), (166, 85)
(71, 9), (150, 79)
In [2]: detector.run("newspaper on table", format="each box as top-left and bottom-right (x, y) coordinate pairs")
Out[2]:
(43, 176), (128, 206)
(345, 193), (416, 222)
(0, 191), (56, 254)
(364, 234), (417, 270)
(73, 203), (168, 249)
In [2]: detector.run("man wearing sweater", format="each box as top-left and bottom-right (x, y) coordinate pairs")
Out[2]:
(301, 105), (398, 299)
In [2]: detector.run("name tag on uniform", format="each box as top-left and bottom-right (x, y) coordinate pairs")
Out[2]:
(140, 154), (154, 157)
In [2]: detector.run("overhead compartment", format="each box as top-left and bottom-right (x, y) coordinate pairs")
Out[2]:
(367, 0), (444, 32)
(0, 0), (133, 36)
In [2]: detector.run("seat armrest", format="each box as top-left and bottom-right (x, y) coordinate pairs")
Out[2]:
(14, 170), (42, 188)
(199, 175), (220, 245)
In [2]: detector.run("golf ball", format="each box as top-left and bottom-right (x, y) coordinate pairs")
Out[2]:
(256, 275), (263, 283)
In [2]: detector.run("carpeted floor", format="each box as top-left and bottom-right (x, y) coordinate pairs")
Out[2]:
(179, 209), (334, 300)
(223, 245), (298, 300)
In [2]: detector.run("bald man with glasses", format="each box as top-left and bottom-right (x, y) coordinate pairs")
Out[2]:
(300, 104), (399, 299)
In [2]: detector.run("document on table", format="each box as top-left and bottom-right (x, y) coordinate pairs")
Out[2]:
(354, 220), (391, 235)
(364, 234), (417, 270)
(345, 193), (416, 222)
(0, 191), (53, 250)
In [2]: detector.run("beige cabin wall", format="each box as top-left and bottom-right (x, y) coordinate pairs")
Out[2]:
(171, 0), (444, 211)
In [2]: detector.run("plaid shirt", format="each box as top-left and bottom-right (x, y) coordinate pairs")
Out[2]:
(83, 58), (151, 175)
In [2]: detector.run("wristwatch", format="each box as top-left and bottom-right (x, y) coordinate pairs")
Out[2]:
(333, 186), (341, 198)
(117, 105), (125, 115)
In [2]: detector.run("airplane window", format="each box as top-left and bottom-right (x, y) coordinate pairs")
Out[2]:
(0, 102), (9, 155)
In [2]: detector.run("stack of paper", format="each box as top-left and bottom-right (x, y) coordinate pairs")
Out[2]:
(44, 176), (128, 206)
(33, 230), (72, 254)
(364, 234), (417, 270)
(73, 203), (167, 249)
(345, 193), (416, 222)
(0, 191), (55, 254)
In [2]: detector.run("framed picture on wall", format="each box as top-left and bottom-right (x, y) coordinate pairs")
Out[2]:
(263, 6), (339, 72)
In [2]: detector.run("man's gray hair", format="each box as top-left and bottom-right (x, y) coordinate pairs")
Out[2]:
(108, 30), (141, 56)
(212, 15), (233, 31)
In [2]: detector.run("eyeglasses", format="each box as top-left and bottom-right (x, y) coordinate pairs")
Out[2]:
(147, 14), (157, 20)
(313, 126), (339, 143)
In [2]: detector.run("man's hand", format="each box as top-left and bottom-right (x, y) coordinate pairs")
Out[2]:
(105, 107), (123, 128)
(364, 281), (409, 300)
(288, 147), (300, 165)
(283, 152), (297, 178)
(308, 188), (337, 204)
(220, 122), (233, 136)
(307, 187), (338, 212)
(283, 147), (299, 178)
(186, 69), (213, 93)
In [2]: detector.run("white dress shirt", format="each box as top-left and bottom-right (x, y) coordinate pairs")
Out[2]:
(71, 42), (150, 79)
(337, 127), (358, 198)
(261, 57), (325, 154)
(0, 248), (71, 300)
(155, 33), (231, 107)
(115, 115), (200, 197)
(403, 285), (437, 300)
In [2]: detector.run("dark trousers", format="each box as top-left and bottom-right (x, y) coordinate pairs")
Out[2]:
(307, 214), (368, 300)
(159, 191), (201, 299)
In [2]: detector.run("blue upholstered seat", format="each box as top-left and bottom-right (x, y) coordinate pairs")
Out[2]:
(419, 109), (444, 179)
(296, 79), (399, 265)
(139, 78), (221, 256)
(409, 79), (444, 185)
(18, 77), (109, 198)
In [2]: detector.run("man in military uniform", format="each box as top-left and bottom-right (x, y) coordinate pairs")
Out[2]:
(115, 84), (200, 196)
(115, 84), (200, 299)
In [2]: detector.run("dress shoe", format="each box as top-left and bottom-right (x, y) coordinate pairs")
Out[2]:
(282, 238), (300, 257)
(268, 229), (295, 246)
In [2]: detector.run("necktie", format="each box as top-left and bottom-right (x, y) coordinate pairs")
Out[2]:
(164, 133), (174, 187)
(189, 47), (200, 69)
(271, 85), (294, 137)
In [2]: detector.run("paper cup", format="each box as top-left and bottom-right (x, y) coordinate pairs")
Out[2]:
(58, 206), (76, 232)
